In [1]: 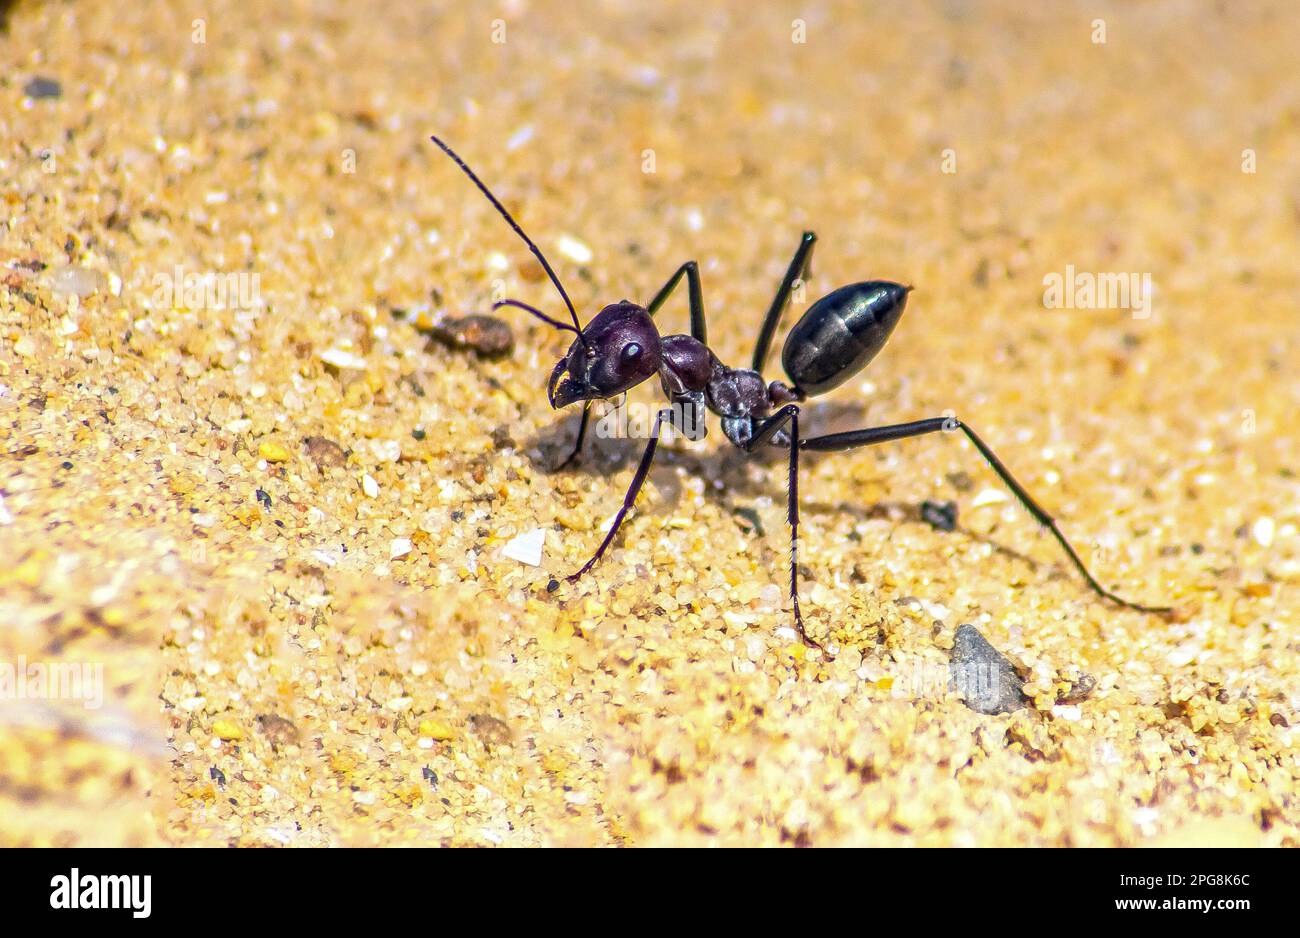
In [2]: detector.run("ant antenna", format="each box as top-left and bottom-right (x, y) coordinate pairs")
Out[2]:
(492, 299), (580, 334)
(430, 134), (587, 344)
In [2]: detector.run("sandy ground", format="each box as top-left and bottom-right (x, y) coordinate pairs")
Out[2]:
(1, 0), (1297, 846)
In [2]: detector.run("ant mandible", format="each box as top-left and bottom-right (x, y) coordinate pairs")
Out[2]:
(430, 134), (1169, 653)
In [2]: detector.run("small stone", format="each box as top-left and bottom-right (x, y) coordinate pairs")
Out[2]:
(1057, 672), (1097, 704)
(303, 435), (348, 469)
(418, 719), (456, 741)
(24, 75), (62, 99)
(501, 527), (545, 566)
(947, 470), (974, 492)
(48, 266), (103, 297)
(255, 713), (301, 747)
(361, 473), (379, 498)
(212, 719), (244, 741)
(422, 314), (514, 358)
(949, 624), (1027, 715)
(1252, 517), (1275, 548)
(390, 537), (413, 560)
(920, 499), (958, 532)
(370, 439), (402, 463)
(468, 713), (512, 746)
(258, 441), (291, 462)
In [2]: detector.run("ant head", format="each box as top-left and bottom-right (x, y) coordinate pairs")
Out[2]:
(428, 137), (659, 410)
(548, 301), (662, 409)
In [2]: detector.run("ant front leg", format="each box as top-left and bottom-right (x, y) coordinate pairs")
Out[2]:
(566, 403), (691, 583)
(800, 417), (1171, 615)
(554, 402), (591, 470)
(740, 404), (828, 654)
(647, 261), (707, 344)
(752, 231), (816, 374)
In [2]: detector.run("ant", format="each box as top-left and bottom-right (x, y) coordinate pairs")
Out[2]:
(430, 134), (1170, 653)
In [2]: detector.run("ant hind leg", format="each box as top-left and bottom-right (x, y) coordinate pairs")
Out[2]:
(741, 404), (829, 654)
(800, 416), (1171, 615)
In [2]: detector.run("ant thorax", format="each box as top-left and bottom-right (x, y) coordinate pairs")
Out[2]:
(658, 333), (791, 415)
(657, 334), (714, 398)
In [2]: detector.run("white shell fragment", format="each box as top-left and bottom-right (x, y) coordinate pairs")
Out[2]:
(501, 528), (546, 566)
(970, 488), (1010, 508)
(1252, 517), (1275, 548)
(319, 347), (368, 370)
(557, 234), (593, 264)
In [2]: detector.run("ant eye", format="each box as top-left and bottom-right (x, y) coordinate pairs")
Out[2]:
(621, 342), (642, 364)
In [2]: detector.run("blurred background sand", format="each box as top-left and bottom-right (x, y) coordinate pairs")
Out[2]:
(1, 0), (1297, 845)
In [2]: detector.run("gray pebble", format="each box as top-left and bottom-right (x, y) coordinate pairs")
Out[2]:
(949, 623), (1027, 715)
(24, 76), (63, 99)
(920, 499), (958, 532)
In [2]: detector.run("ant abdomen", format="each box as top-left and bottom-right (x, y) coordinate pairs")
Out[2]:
(781, 281), (911, 396)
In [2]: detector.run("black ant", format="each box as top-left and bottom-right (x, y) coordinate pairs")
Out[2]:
(430, 134), (1170, 653)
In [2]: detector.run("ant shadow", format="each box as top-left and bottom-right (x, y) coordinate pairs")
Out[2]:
(522, 399), (1042, 573)
(796, 496), (1042, 572)
(527, 397), (878, 476)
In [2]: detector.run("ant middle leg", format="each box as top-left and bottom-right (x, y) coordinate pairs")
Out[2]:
(752, 231), (817, 374)
(647, 261), (707, 343)
(566, 402), (696, 583)
(800, 417), (1171, 614)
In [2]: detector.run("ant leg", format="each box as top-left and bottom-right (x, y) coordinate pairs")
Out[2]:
(566, 407), (674, 583)
(801, 417), (1171, 614)
(740, 405), (826, 652)
(554, 402), (591, 470)
(646, 261), (707, 344)
(752, 231), (816, 374)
